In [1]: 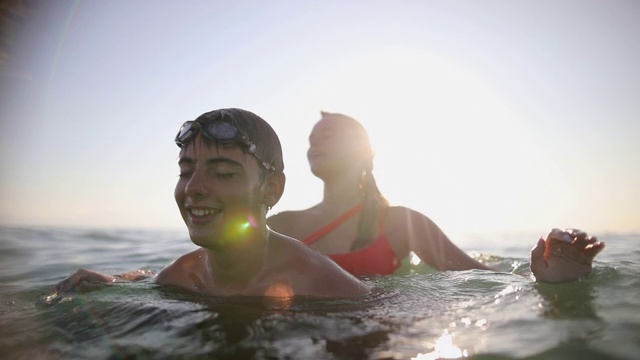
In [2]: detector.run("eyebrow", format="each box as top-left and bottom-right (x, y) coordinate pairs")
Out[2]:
(178, 156), (244, 168)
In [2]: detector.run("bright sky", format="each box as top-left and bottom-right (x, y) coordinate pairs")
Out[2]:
(1, 0), (639, 237)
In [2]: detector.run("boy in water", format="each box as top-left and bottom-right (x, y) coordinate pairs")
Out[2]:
(54, 108), (369, 297)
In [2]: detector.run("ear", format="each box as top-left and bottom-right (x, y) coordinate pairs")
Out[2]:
(263, 172), (286, 208)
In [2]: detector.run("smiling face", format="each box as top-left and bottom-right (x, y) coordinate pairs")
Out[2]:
(175, 134), (268, 249)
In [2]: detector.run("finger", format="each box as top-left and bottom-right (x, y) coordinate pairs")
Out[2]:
(566, 228), (584, 236)
(585, 241), (605, 259)
(586, 235), (599, 244)
(573, 235), (599, 250)
(575, 231), (588, 241)
(566, 228), (587, 240)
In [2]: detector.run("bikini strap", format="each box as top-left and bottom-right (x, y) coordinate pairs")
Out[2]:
(303, 203), (365, 245)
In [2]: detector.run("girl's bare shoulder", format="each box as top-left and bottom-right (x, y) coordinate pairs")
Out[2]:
(386, 205), (423, 223)
(267, 206), (322, 235)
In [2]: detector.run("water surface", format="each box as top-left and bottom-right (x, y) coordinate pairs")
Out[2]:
(1, 226), (638, 359)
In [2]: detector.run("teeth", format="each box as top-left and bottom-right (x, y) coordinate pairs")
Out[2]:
(190, 208), (220, 216)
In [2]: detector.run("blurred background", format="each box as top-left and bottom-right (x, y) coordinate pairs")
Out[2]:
(1, 0), (638, 238)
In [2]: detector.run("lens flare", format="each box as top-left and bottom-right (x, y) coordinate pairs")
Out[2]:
(264, 282), (294, 298)
(220, 212), (259, 247)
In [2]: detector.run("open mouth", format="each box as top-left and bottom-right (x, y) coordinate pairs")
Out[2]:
(189, 208), (221, 217)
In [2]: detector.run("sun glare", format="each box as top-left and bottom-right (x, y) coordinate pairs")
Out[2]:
(301, 47), (544, 234)
(412, 332), (467, 360)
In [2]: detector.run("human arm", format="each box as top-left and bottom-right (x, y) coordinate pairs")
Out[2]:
(530, 228), (604, 283)
(54, 268), (153, 293)
(389, 207), (492, 271)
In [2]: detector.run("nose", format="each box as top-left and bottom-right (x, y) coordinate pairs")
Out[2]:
(308, 137), (323, 152)
(184, 167), (210, 198)
(308, 132), (322, 147)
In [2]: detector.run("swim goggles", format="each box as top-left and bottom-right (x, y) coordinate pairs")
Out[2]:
(174, 119), (275, 171)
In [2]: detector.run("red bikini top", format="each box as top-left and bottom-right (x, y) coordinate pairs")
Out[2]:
(303, 203), (400, 275)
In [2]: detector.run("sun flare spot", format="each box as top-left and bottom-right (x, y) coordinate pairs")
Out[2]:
(220, 213), (258, 246)
(412, 332), (467, 360)
(264, 281), (294, 308)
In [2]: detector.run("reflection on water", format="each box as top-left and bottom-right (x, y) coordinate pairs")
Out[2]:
(1, 226), (639, 359)
(411, 331), (467, 360)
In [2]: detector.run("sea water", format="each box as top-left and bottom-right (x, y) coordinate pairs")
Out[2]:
(0, 226), (638, 359)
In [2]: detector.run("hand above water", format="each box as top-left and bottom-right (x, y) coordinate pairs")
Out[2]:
(530, 228), (605, 283)
(53, 269), (152, 293)
(54, 268), (116, 293)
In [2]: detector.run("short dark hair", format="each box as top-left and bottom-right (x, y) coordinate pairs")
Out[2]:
(191, 108), (285, 174)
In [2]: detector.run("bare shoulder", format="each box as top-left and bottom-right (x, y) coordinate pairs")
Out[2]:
(267, 230), (327, 265)
(268, 206), (320, 222)
(387, 205), (423, 218)
(267, 207), (321, 237)
(155, 249), (205, 286)
(386, 206), (438, 225)
(386, 206), (430, 229)
(266, 210), (302, 229)
(267, 232), (370, 297)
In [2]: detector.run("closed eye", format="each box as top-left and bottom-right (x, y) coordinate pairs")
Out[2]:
(215, 172), (237, 179)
